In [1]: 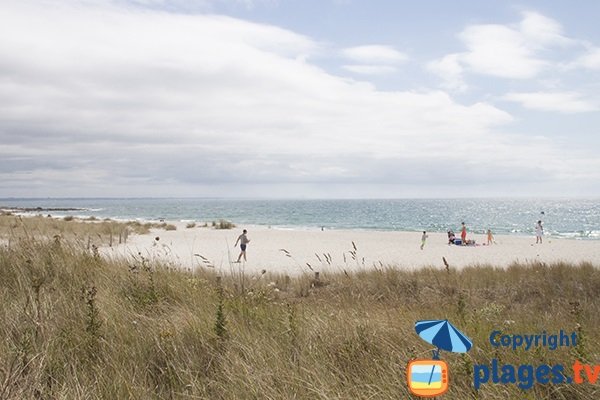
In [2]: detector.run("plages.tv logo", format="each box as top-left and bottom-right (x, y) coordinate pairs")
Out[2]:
(407, 319), (472, 397)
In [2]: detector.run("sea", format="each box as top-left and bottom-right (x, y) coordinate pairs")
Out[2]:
(1, 198), (599, 240)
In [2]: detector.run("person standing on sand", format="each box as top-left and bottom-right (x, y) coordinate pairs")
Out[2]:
(420, 231), (428, 250)
(234, 229), (251, 262)
(487, 229), (494, 245)
(535, 220), (544, 244)
(460, 222), (467, 245)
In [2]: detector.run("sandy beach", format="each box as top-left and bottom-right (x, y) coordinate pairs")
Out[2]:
(102, 221), (600, 276)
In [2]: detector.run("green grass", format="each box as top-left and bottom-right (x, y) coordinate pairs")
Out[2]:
(0, 223), (599, 399)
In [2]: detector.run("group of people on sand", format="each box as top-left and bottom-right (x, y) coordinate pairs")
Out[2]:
(235, 220), (546, 261)
(444, 222), (481, 246)
(421, 219), (545, 249)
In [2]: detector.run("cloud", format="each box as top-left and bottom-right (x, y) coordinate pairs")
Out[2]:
(340, 44), (407, 75)
(429, 11), (574, 85)
(502, 91), (597, 113)
(116, 0), (276, 12)
(426, 54), (467, 92)
(341, 65), (397, 75)
(459, 23), (547, 79)
(341, 45), (408, 64)
(518, 11), (572, 47)
(0, 2), (595, 197)
(569, 46), (600, 70)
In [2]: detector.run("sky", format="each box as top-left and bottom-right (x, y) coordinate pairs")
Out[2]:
(1, 0), (599, 198)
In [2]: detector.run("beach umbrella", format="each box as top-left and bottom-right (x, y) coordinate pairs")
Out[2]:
(415, 319), (472, 354)
(415, 319), (473, 386)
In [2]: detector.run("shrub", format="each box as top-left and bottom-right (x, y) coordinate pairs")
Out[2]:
(213, 219), (235, 230)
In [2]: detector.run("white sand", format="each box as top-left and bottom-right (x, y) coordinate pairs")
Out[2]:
(101, 221), (600, 276)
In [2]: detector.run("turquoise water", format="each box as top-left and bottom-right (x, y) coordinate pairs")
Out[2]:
(1, 198), (599, 239)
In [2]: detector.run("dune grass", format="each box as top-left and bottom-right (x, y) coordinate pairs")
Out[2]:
(213, 219), (236, 230)
(0, 215), (182, 249)
(0, 222), (599, 399)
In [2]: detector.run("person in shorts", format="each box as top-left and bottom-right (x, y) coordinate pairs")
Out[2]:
(235, 229), (251, 262)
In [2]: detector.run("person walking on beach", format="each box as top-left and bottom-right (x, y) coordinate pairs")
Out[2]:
(535, 220), (544, 244)
(234, 229), (251, 262)
(460, 222), (467, 245)
(487, 229), (494, 245)
(420, 231), (428, 250)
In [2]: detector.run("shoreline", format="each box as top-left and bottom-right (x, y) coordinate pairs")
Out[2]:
(102, 220), (600, 276)
(2, 212), (599, 275)
(3, 197), (600, 241)
(3, 207), (598, 241)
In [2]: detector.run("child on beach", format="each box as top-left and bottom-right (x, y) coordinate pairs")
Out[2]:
(461, 222), (467, 245)
(234, 229), (251, 262)
(535, 220), (543, 244)
(487, 229), (494, 245)
(420, 231), (428, 250)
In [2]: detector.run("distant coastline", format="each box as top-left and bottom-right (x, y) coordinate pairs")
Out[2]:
(1, 206), (87, 213)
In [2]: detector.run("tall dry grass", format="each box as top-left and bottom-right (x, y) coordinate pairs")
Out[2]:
(0, 220), (599, 399)
(0, 215), (180, 249)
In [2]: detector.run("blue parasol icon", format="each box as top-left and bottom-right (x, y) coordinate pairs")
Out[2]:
(415, 319), (472, 385)
(415, 319), (472, 356)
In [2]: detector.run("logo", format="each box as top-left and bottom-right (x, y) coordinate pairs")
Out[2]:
(407, 359), (449, 397)
(473, 329), (584, 389)
(407, 319), (472, 397)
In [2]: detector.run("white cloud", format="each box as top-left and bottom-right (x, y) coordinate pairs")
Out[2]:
(118, 0), (276, 11)
(429, 11), (574, 84)
(519, 11), (571, 47)
(341, 45), (408, 64)
(426, 53), (467, 92)
(569, 46), (600, 70)
(0, 2), (594, 197)
(340, 44), (407, 75)
(341, 65), (397, 75)
(502, 91), (597, 113)
(460, 23), (546, 79)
